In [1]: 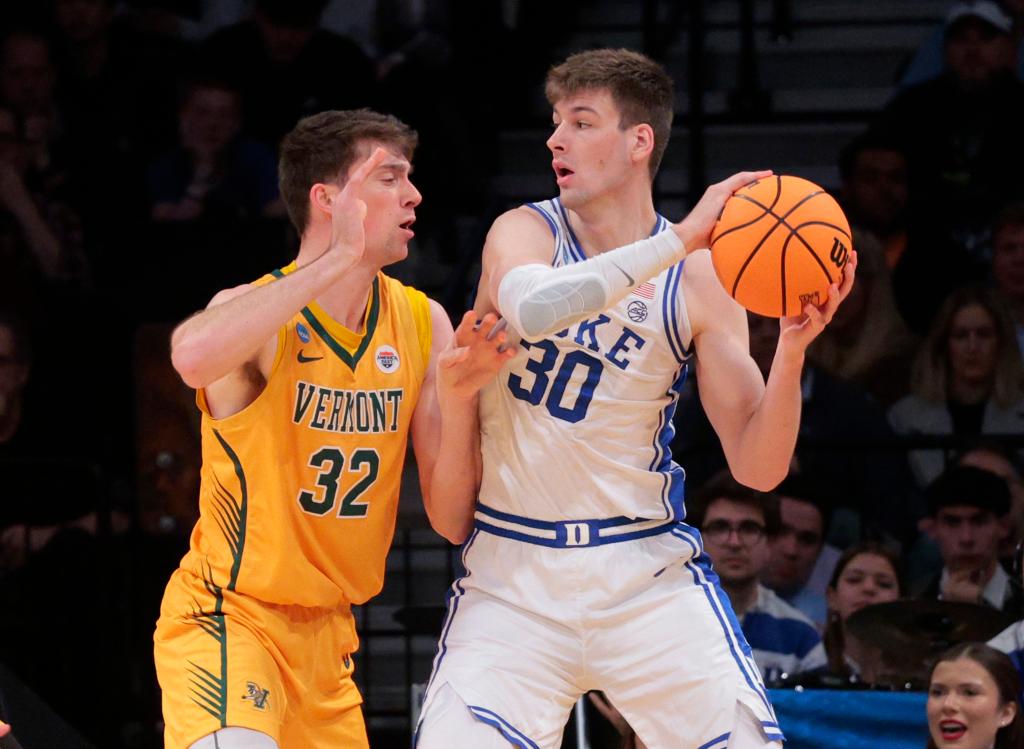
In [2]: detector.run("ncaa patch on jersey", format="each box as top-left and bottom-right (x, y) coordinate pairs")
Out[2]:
(627, 300), (648, 323)
(375, 345), (400, 373)
(296, 322), (311, 343)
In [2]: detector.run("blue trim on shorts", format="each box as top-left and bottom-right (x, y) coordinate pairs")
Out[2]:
(474, 504), (677, 548)
(696, 732), (730, 749)
(415, 531), (480, 746)
(672, 531), (781, 732)
(467, 705), (539, 749)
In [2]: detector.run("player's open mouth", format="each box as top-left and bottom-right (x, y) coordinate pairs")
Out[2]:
(553, 162), (575, 185)
(399, 218), (416, 237)
(939, 720), (966, 741)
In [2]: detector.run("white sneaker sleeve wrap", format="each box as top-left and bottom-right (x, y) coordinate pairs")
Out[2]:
(496, 229), (686, 340)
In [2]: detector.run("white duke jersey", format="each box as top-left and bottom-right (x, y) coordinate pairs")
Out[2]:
(479, 198), (694, 522)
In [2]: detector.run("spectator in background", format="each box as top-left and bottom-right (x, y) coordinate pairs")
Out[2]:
(839, 131), (910, 271)
(762, 474), (841, 630)
(199, 0), (375, 145)
(0, 104), (88, 293)
(901, 0), (1024, 87)
(690, 472), (826, 682)
(822, 542), (903, 682)
(147, 77), (283, 225)
(48, 0), (182, 162)
(876, 0), (1024, 272)
(990, 201), (1024, 353)
(925, 642), (1023, 749)
(959, 440), (1024, 568)
(807, 231), (918, 406)
(917, 465), (1015, 612)
(889, 285), (1024, 488)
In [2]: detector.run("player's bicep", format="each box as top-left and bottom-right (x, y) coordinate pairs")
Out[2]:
(694, 326), (765, 462)
(479, 208), (556, 313)
(686, 255), (764, 458)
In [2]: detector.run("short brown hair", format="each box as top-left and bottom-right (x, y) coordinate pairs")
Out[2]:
(545, 48), (674, 181)
(688, 470), (782, 537)
(278, 109), (418, 235)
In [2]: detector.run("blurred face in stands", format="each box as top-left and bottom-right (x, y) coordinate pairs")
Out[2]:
(944, 19), (1015, 89)
(931, 506), (1003, 572)
(928, 657), (1017, 749)
(701, 498), (770, 588)
(992, 223), (1024, 301)
(843, 148), (908, 236)
(53, 0), (115, 44)
(765, 497), (824, 595)
(959, 448), (1024, 553)
(826, 552), (899, 623)
(0, 34), (55, 116)
(947, 303), (998, 390)
(179, 86), (243, 158)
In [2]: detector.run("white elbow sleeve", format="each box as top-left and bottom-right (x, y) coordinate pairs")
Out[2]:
(497, 230), (685, 339)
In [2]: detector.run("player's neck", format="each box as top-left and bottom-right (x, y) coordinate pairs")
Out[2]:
(565, 186), (658, 256)
(295, 236), (379, 333)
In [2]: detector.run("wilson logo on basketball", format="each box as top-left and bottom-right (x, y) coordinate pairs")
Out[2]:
(829, 238), (849, 268)
(799, 291), (821, 306)
(375, 345), (400, 373)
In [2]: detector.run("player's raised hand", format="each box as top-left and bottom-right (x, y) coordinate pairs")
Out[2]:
(673, 170), (774, 251)
(778, 249), (858, 350)
(437, 312), (517, 400)
(326, 146), (389, 266)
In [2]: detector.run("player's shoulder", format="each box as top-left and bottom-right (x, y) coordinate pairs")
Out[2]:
(482, 205), (557, 264)
(207, 282), (255, 309)
(490, 204), (554, 237)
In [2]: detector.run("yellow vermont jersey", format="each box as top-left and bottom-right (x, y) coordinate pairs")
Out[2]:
(181, 264), (431, 609)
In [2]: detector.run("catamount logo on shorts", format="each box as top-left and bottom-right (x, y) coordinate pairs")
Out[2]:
(375, 345), (400, 373)
(243, 681), (270, 710)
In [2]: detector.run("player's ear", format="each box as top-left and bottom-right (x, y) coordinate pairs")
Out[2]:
(309, 182), (337, 217)
(630, 123), (654, 164)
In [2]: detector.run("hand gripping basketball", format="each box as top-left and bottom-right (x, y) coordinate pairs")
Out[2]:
(709, 175), (853, 318)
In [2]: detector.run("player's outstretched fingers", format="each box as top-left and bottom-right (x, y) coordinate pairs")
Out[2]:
(837, 250), (858, 299)
(343, 147), (390, 196)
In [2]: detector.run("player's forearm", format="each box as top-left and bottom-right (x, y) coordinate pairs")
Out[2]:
(497, 231), (686, 340)
(424, 394), (480, 545)
(171, 252), (349, 388)
(731, 349), (804, 490)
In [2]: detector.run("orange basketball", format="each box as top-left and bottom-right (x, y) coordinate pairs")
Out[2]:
(709, 175), (852, 318)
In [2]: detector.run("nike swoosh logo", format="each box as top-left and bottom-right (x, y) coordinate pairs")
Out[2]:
(297, 350), (324, 363)
(612, 262), (635, 286)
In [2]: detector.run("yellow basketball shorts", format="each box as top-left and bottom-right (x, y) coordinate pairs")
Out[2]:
(154, 568), (368, 749)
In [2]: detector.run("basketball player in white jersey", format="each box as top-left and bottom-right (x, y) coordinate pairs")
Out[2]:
(416, 49), (857, 749)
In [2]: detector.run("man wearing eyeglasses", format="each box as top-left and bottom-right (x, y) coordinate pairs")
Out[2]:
(690, 472), (827, 683)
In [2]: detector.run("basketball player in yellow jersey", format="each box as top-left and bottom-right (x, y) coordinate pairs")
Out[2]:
(153, 109), (513, 749)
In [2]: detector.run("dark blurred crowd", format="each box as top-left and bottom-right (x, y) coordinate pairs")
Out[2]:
(3, 0), (1024, 747)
